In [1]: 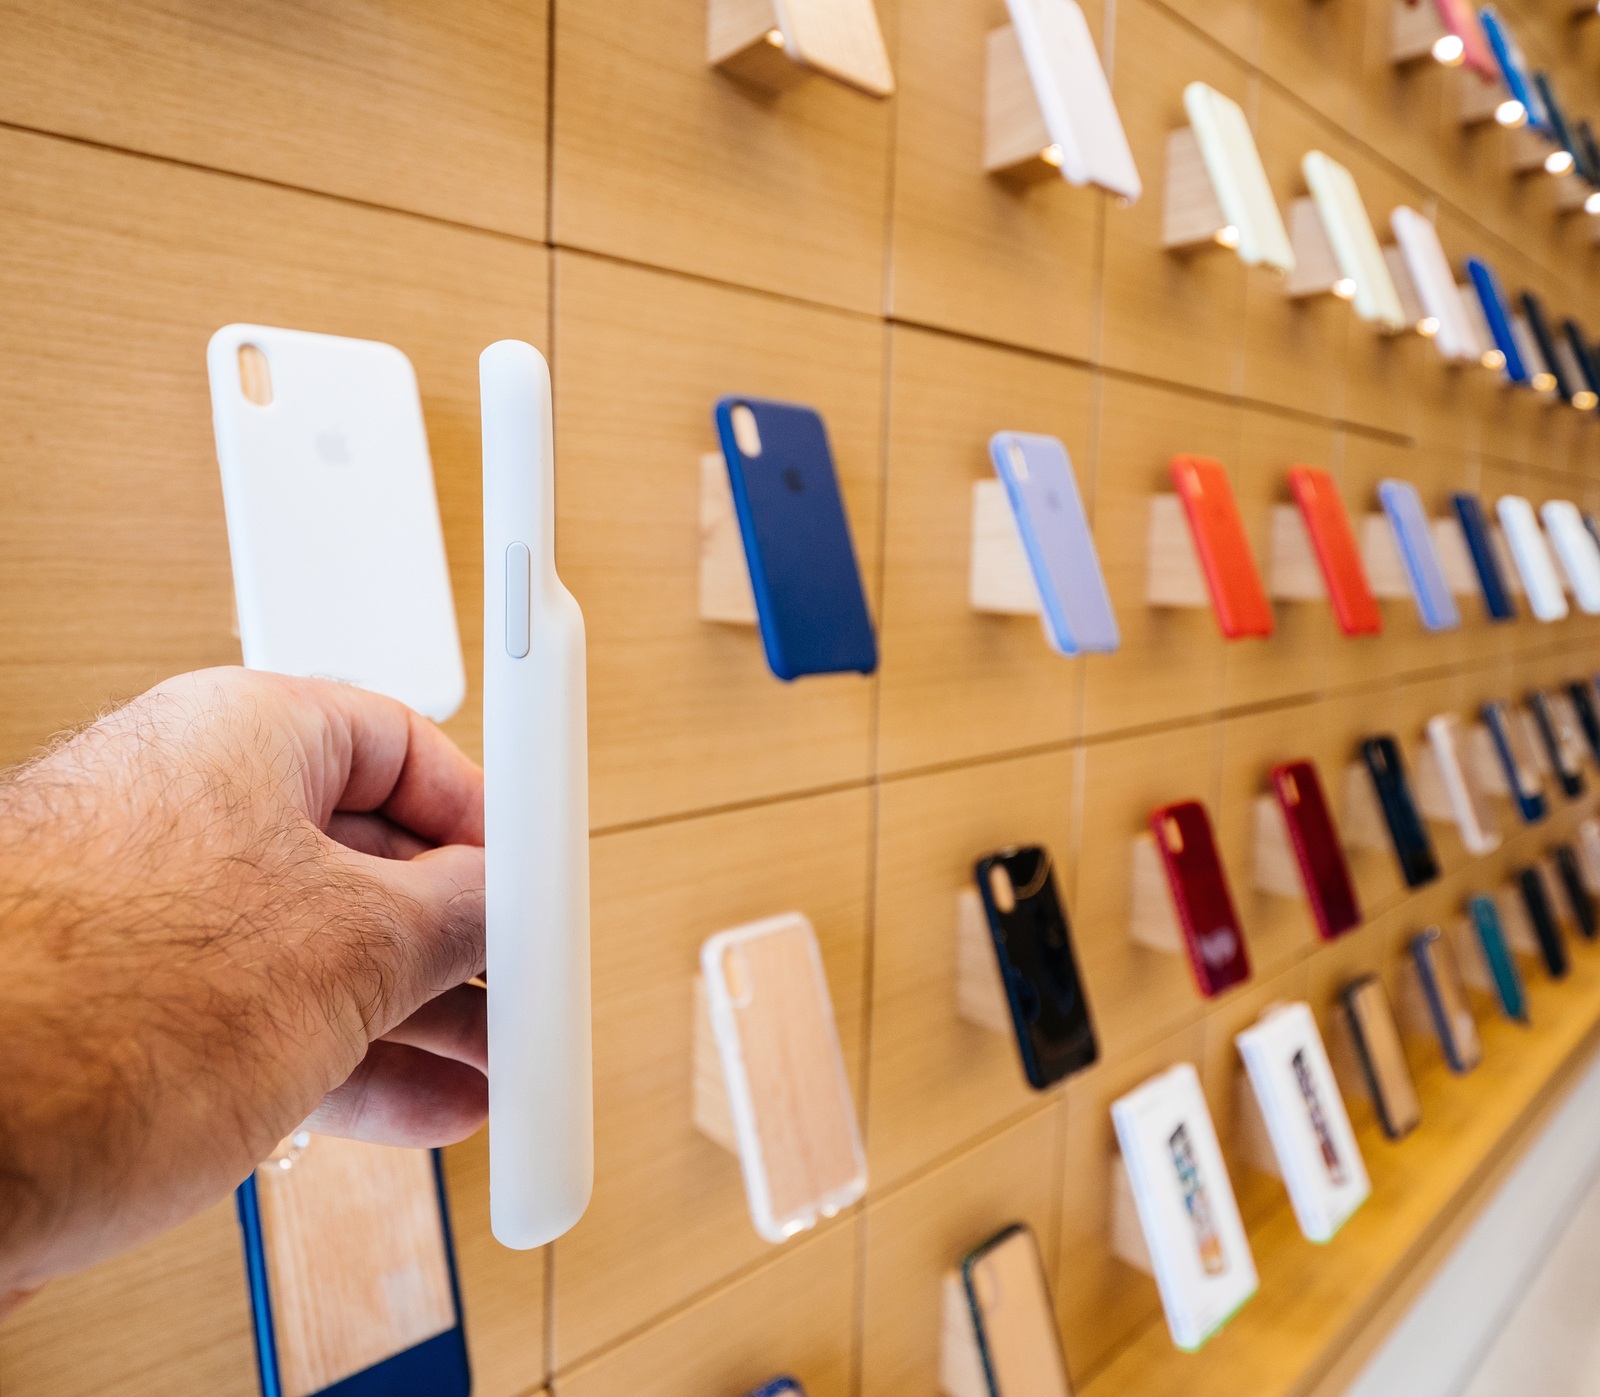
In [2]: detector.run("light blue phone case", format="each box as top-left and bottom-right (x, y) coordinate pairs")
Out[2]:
(988, 431), (1120, 656)
(1378, 480), (1460, 632)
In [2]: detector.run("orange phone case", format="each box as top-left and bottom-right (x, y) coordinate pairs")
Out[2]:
(1287, 466), (1382, 637)
(1169, 456), (1274, 639)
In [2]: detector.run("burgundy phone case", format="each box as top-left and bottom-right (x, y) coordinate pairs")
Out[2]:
(1271, 760), (1361, 940)
(1150, 800), (1252, 996)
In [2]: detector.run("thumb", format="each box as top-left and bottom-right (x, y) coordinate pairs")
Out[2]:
(344, 842), (486, 1022)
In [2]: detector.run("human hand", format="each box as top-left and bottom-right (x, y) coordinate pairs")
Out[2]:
(0, 668), (486, 1310)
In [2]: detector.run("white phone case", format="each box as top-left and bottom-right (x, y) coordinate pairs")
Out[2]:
(1183, 83), (1294, 273)
(1006, 0), (1140, 200)
(1497, 495), (1570, 621)
(1425, 714), (1501, 854)
(481, 340), (593, 1249)
(1540, 501), (1600, 614)
(1111, 1062), (1257, 1351)
(1302, 153), (1405, 331)
(206, 324), (465, 721)
(1235, 1003), (1368, 1244)
(1390, 208), (1475, 362)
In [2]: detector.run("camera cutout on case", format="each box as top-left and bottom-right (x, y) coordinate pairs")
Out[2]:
(238, 343), (273, 406)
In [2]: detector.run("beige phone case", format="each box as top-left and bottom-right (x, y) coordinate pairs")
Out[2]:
(701, 912), (867, 1243)
(966, 1225), (1073, 1397)
(1344, 977), (1422, 1139)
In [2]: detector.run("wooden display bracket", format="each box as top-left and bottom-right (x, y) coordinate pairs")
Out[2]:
(1360, 512), (1412, 600)
(700, 452), (758, 626)
(1162, 126), (1237, 255)
(1267, 504), (1326, 603)
(1493, 883), (1540, 958)
(1129, 831), (1185, 955)
(969, 478), (1042, 616)
(1459, 68), (1508, 127)
(1490, 524), (1525, 596)
(983, 23), (1060, 184)
(692, 974), (742, 1153)
(954, 886), (1012, 1034)
(1382, 243), (1429, 335)
(1410, 742), (1459, 829)
(1448, 914), (1498, 997)
(1342, 761), (1391, 854)
(1233, 1067), (1283, 1179)
(707, 0), (894, 97)
(1467, 723), (1509, 798)
(1431, 516), (1480, 596)
(1554, 170), (1595, 214)
(1389, 0), (1452, 67)
(1577, 817), (1600, 896)
(1508, 124), (1560, 177)
(1109, 1153), (1155, 1275)
(1253, 795), (1305, 900)
(1146, 493), (1211, 610)
(1284, 198), (1355, 305)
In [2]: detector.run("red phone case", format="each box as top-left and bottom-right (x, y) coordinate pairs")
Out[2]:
(1288, 466), (1382, 637)
(1149, 800), (1252, 997)
(1271, 760), (1362, 940)
(1169, 456), (1274, 639)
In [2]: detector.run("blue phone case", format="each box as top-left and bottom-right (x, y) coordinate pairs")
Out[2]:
(1483, 700), (1548, 823)
(1479, 8), (1546, 132)
(1377, 480), (1460, 631)
(236, 1151), (471, 1397)
(1533, 73), (1576, 164)
(988, 432), (1119, 656)
(1468, 895), (1528, 1022)
(744, 1381), (805, 1397)
(1451, 493), (1515, 621)
(714, 396), (878, 682)
(1466, 259), (1528, 384)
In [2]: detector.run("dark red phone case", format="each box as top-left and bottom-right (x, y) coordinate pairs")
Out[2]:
(1271, 760), (1362, 940)
(1149, 800), (1252, 996)
(1169, 455), (1275, 640)
(1288, 466), (1382, 637)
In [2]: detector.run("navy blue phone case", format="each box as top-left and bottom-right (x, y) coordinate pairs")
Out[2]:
(1362, 737), (1439, 889)
(1519, 867), (1570, 979)
(1529, 691), (1585, 799)
(1467, 259), (1528, 384)
(714, 397), (878, 682)
(236, 1151), (471, 1397)
(1410, 928), (1476, 1075)
(744, 1381), (805, 1397)
(1520, 292), (1573, 401)
(1451, 494), (1515, 621)
(1483, 701), (1548, 823)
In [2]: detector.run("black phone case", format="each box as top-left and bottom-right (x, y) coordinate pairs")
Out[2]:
(1555, 846), (1597, 940)
(974, 847), (1098, 1090)
(1361, 737), (1440, 889)
(1568, 680), (1600, 767)
(1519, 867), (1570, 979)
(1564, 319), (1600, 402)
(1521, 291), (1573, 401)
(1341, 977), (1417, 1141)
(1529, 692), (1584, 799)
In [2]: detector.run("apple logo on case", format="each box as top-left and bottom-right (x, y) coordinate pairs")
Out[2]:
(1197, 927), (1239, 967)
(316, 428), (351, 465)
(782, 465), (805, 495)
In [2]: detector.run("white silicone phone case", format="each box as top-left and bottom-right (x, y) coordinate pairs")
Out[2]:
(481, 340), (593, 1249)
(1302, 153), (1405, 331)
(1426, 715), (1501, 855)
(1390, 207), (1475, 362)
(206, 324), (465, 721)
(1497, 495), (1570, 621)
(1006, 0), (1140, 200)
(1183, 83), (1294, 273)
(1540, 500), (1600, 615)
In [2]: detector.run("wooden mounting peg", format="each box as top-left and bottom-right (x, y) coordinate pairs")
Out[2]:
(1163, 126), (1233, 252)
(707, 0), (895, 98)
(1410, 742), (1456, 825)
(1268, 505), (1328, 602)
(1146, 494), (1211, 609)
(984, 24), (1058, 183)
(1468, 723), (1511, 797)
(1130, 831), (1185, 954)
(969, 478), (1042, 615)
(1109, 1154), (1155, 1274)
(1342, 762), (1391, 853)
(1383, 244), (1427, 333)
(1458, 70), (1505, 127)
(1234, 1069), (1282, 1179)
(1508, 123), (1558, 176)
(1490, 526), (1524, 595)
(954, 888), (1012, 1034)
(1431, 517), (1480, 596)
(1253, 796), (1305, 900)
(1284, 198), (1345, 301)
(692, 975), (739, 1154)
(1449, 915), (1495, 996)
(1494, 884), (1539, 957)
(699, 453), (758, 626)
(1390, 0), (1449, 65)
(1577, 817), (1600, 896)
(1361, 513), (1412, 599)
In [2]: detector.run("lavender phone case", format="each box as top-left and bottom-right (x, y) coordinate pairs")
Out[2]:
(1378, 480), (1460, 631)
(989, 431), (1120, 655)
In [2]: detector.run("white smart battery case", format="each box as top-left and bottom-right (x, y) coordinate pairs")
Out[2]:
(1497, 495), (1570, 621)
(1235, 1003), (1368, 1244)
(1111, 1063), (1257, 1351)
(1390, 208), (1475, 362)
(1541, 501), (1600, 614)
(206, 325), (465, 721)
(1183, 83), (1294, 273)
(481, 340), (593, 1249)
(1006, 0), (1140, 200)
(1303, 153), (1405, 331)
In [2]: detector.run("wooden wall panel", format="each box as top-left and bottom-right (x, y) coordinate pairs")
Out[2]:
(0, 0), (548, 237)
(876, 328), (1091, 775)
(886, 0), (1102, 358)
(553, 252), (882, 829)
(549, 0), (895, 314)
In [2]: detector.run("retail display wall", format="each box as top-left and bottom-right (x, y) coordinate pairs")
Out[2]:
(4, 0), (1600, 1395)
